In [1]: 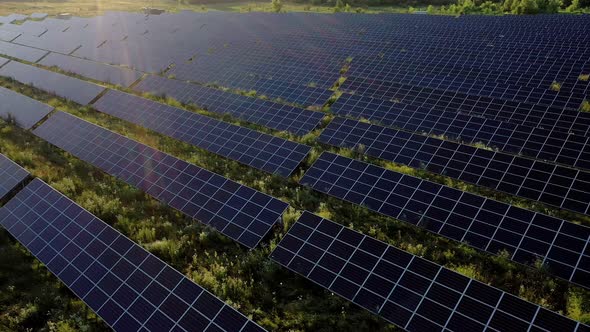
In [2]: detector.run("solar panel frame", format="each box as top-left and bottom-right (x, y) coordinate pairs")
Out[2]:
(133, 75), (325, 136)
(0, 86), (54, 129)
(270, 211), (587, 332)
(33, 111), (289, 248)
(0, 153), (29, 200)
(300, 152), (590, 289)
(0, 61), (105, 105)
(0, 178), (267, 332)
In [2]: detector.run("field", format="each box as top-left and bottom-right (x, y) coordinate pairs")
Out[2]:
(0, 7), (590, 332)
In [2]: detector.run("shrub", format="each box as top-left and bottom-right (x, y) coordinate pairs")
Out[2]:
(271, 0), (283, 12)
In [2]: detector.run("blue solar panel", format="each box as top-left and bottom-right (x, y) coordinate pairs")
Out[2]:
(93, 90), (312, 177)
(0, 86), (54, 129)
(300, 152), (590, 289)
(0, 178), (267, 332)
(0, 153), (29, 200)
(319, 117), (590, 216)
(0, 40), (48, 62)
(331, 93), (590, 171)
(0, 61), (105, 105)
(341, 76), (590, 137)
(39, 53), (143, 87)
(133, 75), (325, 136)
(271, 211), (588, 332)
(33, 111), (289, 248)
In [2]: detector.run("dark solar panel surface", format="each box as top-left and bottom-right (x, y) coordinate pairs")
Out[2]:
(0, 153), (29, 200)
(319, 117), (590, 215)
(93, 90), (311, 177)
(341, 76), (590, 138)
(271, 211), (588, 332)
(33, 112), (289, 248)
(0, 40), (47, 62)
(133, 75), (325, 136)
(330, 93), (590, 171)
(0, 86), (54, 129)
(0, 61), (105, 105)
(0, 178), (267, 332)
(39, 53), (143, 87)
(300, 152), (590, 289)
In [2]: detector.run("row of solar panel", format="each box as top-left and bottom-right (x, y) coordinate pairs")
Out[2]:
(2, 151), (587, 331)
(271, 212), (589, 332)
(299, 152), (590, 289)
(319, 117), (590, 216)
(0, 173), (266, 331)
(331, 93), (590, 171)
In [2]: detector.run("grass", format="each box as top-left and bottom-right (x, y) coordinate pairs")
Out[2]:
(0, 0), (414, 17)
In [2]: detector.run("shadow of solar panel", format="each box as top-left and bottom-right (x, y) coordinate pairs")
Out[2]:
(0, 154), (29, 200)
(300, 152), (590, 289)
(0, 61), (105, 105)
(39, 53), (143, 87)
(93, 90), (311, 177)
(0, 58), (8, 67)
(331, 93), (590, 171)
(33, 111), (289, 248)
(319, 117), (590, 216)
(0, 86), (54, 129)
(133, 75), (325, 136)
(0, 178), (267, 332)
(271, 212), (588, 332)
(0, 40), (47, 62)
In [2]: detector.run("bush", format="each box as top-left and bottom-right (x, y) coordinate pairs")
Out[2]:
(271, 0), (283, 12)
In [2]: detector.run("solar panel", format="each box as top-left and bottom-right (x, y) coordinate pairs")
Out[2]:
(341, 76), (590, 137)
(0, 30), (20, 42)
(0, 40), (48, 62)
(168, 63), (334, 107)
(133, 75), (325, 136)
(39, 53), (143, 87)
(331, 93), (590, 171)
(30, 13), (48, 20)
(0, 178), (267, 332)
(300, 152), (590, 289)
(93, 90), (311, 177)
(0, 153), (29, 200)
(0, 57), (8, 67)
(33, 111), (289, 248)
(271, 211), (588, 332)
(319, 117), (590, 216)
(0, 61), (105, 105)
(0, 86), (54, 129)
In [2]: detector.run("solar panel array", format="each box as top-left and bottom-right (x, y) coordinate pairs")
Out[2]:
(0, 61), (105, 105)
(300, 152), (590, 289)
(39, 53), (143, 87)
(33, 111), (289, 248)
(134, 75), (325, 136)
(93, 90), (312, 177)
(330, 93), (590, 171)
(0, 153), (29, 200)
(271, 212), (588, 332)
(319, 117), (590, 216)
(0, 85), (54, 129)
(0, 178), (267, 332)
(0, 40), (47, 62)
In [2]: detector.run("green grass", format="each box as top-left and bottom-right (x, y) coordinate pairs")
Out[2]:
(0, 0), (416, 17)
